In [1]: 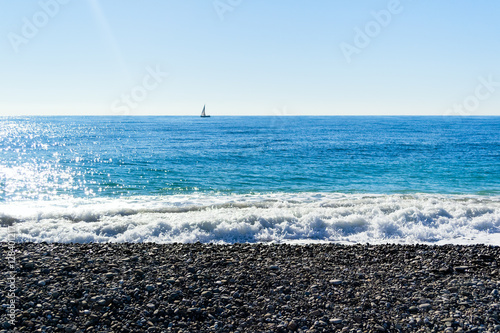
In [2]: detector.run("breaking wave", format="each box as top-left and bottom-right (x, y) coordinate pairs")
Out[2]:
(1, 193), (499, 245)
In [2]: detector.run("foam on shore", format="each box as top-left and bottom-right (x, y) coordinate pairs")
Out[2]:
(1, 193), (499, 244)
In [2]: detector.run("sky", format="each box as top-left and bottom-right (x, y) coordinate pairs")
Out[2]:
(1, 0), (499, 116)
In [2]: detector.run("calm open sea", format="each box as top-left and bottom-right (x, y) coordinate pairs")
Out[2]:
(1, 116), (499, 244)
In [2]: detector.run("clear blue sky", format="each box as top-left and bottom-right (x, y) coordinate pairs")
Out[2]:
(1, 0), (499, 115)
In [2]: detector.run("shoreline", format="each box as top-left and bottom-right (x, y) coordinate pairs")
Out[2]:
(3, 191), (500, 245)
(1, 243), (499, 332)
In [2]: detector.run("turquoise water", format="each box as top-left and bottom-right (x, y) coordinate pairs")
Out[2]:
(1, 116), (499, 200)
(0, 116), (499, 244)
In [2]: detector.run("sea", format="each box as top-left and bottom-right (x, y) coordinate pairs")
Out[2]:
(1, 116), (499, 245)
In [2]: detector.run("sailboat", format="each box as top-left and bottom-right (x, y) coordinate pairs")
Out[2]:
(200, 105), (210, 118)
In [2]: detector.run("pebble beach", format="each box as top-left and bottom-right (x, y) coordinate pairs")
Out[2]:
(1, 243), (499, 332)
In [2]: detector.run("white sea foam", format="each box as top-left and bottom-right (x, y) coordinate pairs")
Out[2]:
(1, 193), (499, 245)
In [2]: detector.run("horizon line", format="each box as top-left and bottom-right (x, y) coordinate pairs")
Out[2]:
(1, 115), (499, 117)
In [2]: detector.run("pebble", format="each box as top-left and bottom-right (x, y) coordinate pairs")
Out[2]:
(2, 242), (498, 333)
(418, 303), (432, 310)
(287, 320), (298, 331)
(454, 266), (470, 272)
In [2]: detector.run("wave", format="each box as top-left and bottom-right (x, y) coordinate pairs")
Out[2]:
(1, 193), (499, 244)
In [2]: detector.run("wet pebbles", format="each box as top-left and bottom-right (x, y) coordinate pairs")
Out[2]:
(1, 243), (499, 332)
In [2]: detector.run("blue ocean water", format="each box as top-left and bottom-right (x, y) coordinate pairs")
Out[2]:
(1, 116), (499, 244)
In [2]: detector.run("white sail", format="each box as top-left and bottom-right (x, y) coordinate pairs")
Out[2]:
(200, 105), (210, 117)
